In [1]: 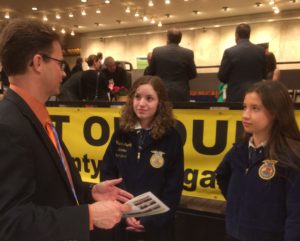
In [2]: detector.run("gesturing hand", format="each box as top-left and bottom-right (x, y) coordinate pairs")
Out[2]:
(92, 178), (133, 203)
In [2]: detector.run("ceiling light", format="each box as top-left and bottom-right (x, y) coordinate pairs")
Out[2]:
(104, 0), (111, 4)
(158, 21), (162, 27)
(95, 22), (101, 26)
(193, 10), (201, 15)
(143, 16), (149, 22)
(165, 0), (171, 4)
(43, 15), (48, 21)
(68, 12), (74, 18)
(70, 30), (75, 36)
(269, 0), (275, 5)
(56, 13), (61, 19)
(52, 26), (56, 31)
(273, 6), (280, 14)
(255, 2), (262, 7)
(81, 0), (87, 2)
(148, 0), (154, 7)
(61, 28), (66, 34)
(96, 8), (101, 14)
(4, 12), (10, 19)
(150, 18), (155, 24)
(32, 7), (38, 11)
(81, 9), (87, 16)
(125, 6), (130, 13)
(134, 11), (139, 17)
(165, 13), (171, 18)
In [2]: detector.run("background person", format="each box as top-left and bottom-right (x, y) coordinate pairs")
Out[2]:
(215, 81), (300, 241)
(100, 75), (184, 241)
(148, 28), (197, 102)
(71, 56), (83, 75)
(80, 54), (108, 101)
(0, 18), (132, 241)
(218, 23), (266, 102)
(266, 52), (280, 81)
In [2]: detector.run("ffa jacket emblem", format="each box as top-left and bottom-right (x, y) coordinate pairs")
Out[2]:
(150, 151), (165, 168)
(258, 159), (278, 180)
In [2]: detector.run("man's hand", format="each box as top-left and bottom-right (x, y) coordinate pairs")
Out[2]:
(92, 178), (133, 203)
(125, 217), (145, 232)
(90, 201), (131, 229)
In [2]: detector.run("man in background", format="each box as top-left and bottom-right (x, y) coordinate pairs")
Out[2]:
(148, 28), (197, 102)
(0, 19), (131, 241)
(218, 23), (266, 102)
(101, 56), (128, 88)
(143, 51), (152, 75)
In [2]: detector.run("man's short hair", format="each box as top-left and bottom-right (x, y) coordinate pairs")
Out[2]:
(235, 23), (251, 39)
(0, 18), (61, 76)
(167, 28), (182, 44)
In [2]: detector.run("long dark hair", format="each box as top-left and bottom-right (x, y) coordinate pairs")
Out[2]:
(244, 81), (300, 169)
(120, 75), (175, 139)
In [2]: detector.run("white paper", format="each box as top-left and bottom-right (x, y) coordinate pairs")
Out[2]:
(123, 191), (169, 218)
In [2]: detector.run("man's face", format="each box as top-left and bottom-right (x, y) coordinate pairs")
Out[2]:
(106, 60), (116, 73)
(41, 41), (65, 97)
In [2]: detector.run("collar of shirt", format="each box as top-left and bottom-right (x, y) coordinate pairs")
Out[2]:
(134, 122), (152, 131)
(248, 137), (266, 149)
(10, 84), (50, 128)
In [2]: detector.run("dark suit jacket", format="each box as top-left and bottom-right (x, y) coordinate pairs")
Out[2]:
(148, 43), (197, 102)
(0, 89), (92, 241)
(218, 39), (266, 102)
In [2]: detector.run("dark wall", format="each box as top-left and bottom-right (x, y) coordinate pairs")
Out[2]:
(189, 69), (300, 91)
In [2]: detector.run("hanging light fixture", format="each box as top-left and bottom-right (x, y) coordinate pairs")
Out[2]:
(81, 9), (87, 16)
(43, 15), (48, 21)
(125, 6), (130, 13)
(148, 0), (154, 7)
(4, 12), (10, 19)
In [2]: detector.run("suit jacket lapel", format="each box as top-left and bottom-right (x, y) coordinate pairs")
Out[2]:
(5, 89), (76, 202)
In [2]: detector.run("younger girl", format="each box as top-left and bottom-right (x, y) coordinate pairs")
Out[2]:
(216, 81), (300, 241)
(101, 75), (184, 241)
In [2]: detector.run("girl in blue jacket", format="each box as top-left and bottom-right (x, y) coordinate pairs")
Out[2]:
(216, 81), (300, 241)
(101, 75), (184, 241)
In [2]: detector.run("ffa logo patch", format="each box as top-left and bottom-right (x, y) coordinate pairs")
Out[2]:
(150, 151), (165, 168)
(258, 159), (278, 180)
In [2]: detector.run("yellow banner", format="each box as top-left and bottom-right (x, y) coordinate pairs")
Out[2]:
(48, 107), (300, 201)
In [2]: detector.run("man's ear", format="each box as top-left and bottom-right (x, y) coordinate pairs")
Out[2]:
(30, 54), (43, 73)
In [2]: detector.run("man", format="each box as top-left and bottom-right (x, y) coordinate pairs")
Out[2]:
(148, 28), (197, 102)
(218, 23), (266, 102)
(101, 56), (128, 89)
(143, 52), (152, 75)
(0, 19), (132, 241)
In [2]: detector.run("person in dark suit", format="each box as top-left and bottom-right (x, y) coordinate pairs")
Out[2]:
(147, 28), (197, 102)
(0, 19), (132, 241)
(218, 23), (266, 102)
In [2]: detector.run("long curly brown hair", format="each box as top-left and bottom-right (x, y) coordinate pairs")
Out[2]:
(119, 75), (175, 139)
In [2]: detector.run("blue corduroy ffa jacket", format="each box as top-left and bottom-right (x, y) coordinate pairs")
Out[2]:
(215, 142), (300, 241)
